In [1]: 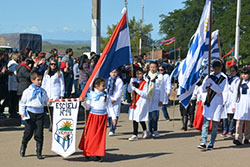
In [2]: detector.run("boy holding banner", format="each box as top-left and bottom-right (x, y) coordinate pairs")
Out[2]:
(197, 60), (228, 150)
(19, 71), (52, 159)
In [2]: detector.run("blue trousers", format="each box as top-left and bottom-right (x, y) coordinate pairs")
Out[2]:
(108, 116), (119, 133)
(148, 110), (159, 133)
(222, 114), (235, 134)
(162, 104), (170, 120)
(201, 117), (219, 145)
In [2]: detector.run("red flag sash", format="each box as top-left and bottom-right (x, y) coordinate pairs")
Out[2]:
(130, 80), (146, 109)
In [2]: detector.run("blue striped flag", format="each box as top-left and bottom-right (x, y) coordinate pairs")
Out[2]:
(177, 0), (212, 108)
(80, 8), (132, 98)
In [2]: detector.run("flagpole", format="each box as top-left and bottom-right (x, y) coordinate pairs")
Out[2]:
(207, 0), (213, 103)
(208, 1), (212, 78)
(234, 0), (241, 65)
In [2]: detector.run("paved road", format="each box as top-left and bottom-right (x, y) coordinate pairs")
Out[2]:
(1, 105), (250, 167)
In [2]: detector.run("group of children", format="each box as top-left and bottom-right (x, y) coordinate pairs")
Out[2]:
(192, 60), (250, 150)
(18, 59), (250, 162)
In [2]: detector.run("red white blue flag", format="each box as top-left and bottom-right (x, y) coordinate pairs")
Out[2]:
(80, 8), (132, 98)
(158, 37), (175, 46)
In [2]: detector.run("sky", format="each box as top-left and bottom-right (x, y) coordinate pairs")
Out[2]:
(0, 0), (184, 41)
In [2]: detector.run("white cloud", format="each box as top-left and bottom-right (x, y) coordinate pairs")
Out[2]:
(63, 26), (69, 31)
(30, 26), (38, 32)
(23, 26), (38, 32)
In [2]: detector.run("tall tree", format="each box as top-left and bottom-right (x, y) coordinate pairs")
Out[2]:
(159, 0), (250, 65)
(101, 16), (153, 57)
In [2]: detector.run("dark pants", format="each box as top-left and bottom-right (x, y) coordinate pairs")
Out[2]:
(180, 104), (188, 129)
(187, 100), (196, 125)
(8, 91), (19, 118)
(65, 77), (73, 98)
(21, 112), (44, 145)
(133, 121), (147, 136)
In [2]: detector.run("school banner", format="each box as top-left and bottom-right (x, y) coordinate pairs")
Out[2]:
(51, 99), (79, 158)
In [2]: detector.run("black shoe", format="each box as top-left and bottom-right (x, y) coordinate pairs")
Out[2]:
(96, 156), (104, 162)
(244, 139), (249, 144)
(207, 144), (214, 150)
(233, 139), (242, 145)
(20, 144), (27, 157)
(36, 142), (44, 159)
(188, 124), (194, 128)
(36, 152), (44, 159)
(197, 144), (206, 150)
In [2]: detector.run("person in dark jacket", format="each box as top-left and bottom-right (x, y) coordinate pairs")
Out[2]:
(0, 51), (8, 118)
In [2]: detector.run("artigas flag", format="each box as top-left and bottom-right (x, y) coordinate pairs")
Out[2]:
(80, 8), (132, 99)
(51, 98), (79, 158)
(177, 0), (212, 108)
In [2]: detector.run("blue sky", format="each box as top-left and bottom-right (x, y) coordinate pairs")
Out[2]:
(0, 0), (184, 41)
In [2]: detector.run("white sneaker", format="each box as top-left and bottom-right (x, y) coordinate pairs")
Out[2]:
(109, 131), (114, 136)
(147, 131), (152, 138)
(128, 135), (138, 141)
(153, 131), (160, 138)
(142, 130), (147, 139)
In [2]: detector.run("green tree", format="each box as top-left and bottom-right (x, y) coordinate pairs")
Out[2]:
(101, 16), (153, 57)
(159, 0), (250, 65)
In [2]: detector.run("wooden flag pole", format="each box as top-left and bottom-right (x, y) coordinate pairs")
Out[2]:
(207, 0), (213, 103)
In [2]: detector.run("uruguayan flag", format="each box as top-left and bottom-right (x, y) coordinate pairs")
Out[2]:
(200, 30), (220, 75)
(177, 0), (212, 108)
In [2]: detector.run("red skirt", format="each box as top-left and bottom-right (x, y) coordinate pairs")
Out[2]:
(78, 113), (107, 156)
(193, 101), (212, 131)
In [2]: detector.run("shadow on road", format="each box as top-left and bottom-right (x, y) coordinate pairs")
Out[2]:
(0, 127), (24, 132)
(64, 152), (172, 162)
(157, 131), (201, 140)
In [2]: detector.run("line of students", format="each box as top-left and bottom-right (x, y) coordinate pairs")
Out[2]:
(193, 60), (250, 150)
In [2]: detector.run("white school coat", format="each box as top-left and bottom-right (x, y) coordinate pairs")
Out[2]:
(144, 73), (164, 112)
(41, 70), (65, 100)
(127, 79), (149, 122)
(107, 76), (124, 118)
(202, 72), (228, 122)
(233, 80), (250, 120)
(162, 74), (171, 104)
(225, 76), (240, 114)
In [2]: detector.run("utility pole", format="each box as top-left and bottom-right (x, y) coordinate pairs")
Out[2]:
(91, 0), (101, 55)
(234, 0), (241, 64)
(125, 0), (128, 9)
(139, 0), (144, 56)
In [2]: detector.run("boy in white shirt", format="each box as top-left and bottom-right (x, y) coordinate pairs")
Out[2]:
(19, 71), (52, 159)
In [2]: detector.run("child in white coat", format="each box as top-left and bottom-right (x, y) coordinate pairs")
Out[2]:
(197, 60), (228, 150)
(106, 69), (124, 136)
(144, 62), (164, 138)
(232, 67), (250, 145)
(222, 65), (240, 137)
(128, 68), (148, 141)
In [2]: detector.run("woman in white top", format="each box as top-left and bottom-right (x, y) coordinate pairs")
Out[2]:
(159, 65), (171, 121)
(222, 65), (240, 137)
(41, 57), (65, 131)
(232, 67), (250, 145)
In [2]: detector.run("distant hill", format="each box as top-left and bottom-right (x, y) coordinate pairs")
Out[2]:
(44, 39), (91, 45)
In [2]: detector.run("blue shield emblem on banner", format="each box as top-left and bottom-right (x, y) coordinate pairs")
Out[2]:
(54, 119), (74, 152)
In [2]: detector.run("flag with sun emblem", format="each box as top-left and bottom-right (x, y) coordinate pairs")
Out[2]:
(51, 99), (79, 158)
